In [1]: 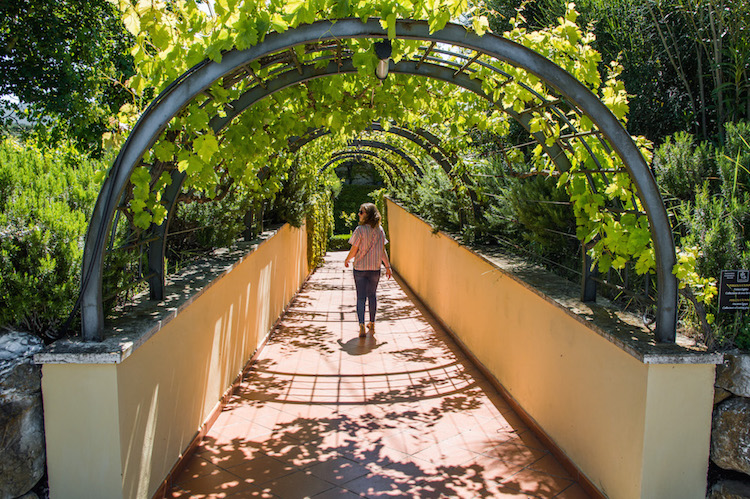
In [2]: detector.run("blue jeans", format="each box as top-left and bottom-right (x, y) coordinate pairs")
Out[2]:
(353, 269), (381, 324)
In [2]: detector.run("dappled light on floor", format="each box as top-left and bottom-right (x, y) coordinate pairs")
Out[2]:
(169, 252), (590, 498)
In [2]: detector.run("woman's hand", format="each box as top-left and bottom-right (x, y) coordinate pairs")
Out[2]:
(385, 266), (392, 279)
(344, 259), (350, 267)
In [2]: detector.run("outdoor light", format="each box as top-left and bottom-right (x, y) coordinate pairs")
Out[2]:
(374, 40), (392, 80)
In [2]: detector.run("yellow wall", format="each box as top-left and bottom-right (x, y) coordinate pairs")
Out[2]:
(41, 223), (309, 499)
(386, 199), (716, 499)
(641, 364), (716, 498)
(42, 364), (123, 499)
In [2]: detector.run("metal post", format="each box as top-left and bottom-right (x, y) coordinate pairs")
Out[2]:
(147, 169), (186, 301)
(581, 242), (598, 302)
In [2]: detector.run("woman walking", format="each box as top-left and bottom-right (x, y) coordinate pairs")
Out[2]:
(344, 203), (392, 338)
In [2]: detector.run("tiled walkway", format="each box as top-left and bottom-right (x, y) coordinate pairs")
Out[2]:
(169, 252), (590, 498)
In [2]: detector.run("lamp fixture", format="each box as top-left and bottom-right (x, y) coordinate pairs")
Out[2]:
(374, 40), (392, 80)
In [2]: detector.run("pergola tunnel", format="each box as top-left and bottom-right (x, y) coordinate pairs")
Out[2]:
(34, 11), (729, 499)
(79, 18), (678, 345)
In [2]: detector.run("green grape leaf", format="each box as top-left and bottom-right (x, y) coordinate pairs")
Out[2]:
(133, 210), (152, 230)
(472, 16), (489, 36)
(153, 140), (176, 162)
(194, 135), (219, 162)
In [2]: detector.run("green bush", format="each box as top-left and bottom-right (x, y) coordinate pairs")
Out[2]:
(390, 165), (461, 234)
(0, 138), (104, 336)
(653, 132), (716, 204)
(659, 125), (750, 349)
(717, 121), (750, 201)
(502, 174), (578, 257)
(679, 186), (749, 277)
(166, 196), (250, 267)
(328, 233), (351, 251)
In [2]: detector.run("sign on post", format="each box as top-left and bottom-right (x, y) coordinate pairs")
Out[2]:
(719, 270), (750, 313)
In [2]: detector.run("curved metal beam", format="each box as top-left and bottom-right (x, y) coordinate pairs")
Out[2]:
(149, 60), (561, 305)
(209, 60), (569, 174)
(346, 140), (420, 175)
(369, 123), (455, 173)
(81, 18), (676, 342)
(322, 152), (399, 184)
(289, 122), (453, 176)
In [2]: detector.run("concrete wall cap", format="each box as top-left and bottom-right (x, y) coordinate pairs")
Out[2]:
(34, 227), (284, 365)
(386, 198), (723, 366)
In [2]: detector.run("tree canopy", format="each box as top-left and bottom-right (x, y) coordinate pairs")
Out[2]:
(486, 0), (750, 143)
(0, 0), (134, 152)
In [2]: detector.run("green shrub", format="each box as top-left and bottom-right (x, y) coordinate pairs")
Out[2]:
(166, 196), (249, 267)
(0, 138), (104, 336)
(328, 233), (351, 251)
(679, 185), (749, 277)
(502, 174), (578, 257)
(653, 131), (716, 203)
(667, 124), (750, 349)
(402, 165), (461, 233)
(717, 121), (750, 200)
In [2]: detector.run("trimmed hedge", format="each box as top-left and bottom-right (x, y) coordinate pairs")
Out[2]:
(328, 233), (352, 251)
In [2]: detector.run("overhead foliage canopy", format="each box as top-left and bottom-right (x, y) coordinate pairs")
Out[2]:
(92, 0), (712, 333)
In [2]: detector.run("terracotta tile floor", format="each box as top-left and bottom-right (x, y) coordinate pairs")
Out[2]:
(169, 252), (591, 499)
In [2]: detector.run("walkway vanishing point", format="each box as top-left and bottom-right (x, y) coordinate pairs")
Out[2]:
(168, 252), (591, 498)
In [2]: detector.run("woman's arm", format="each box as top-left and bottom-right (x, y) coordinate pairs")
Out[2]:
(381, 247), (392, 279)
(345, 226), (361, 267)
(344, 245), (358, 267)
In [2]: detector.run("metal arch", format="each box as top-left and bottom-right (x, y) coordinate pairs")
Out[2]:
(329, 150), (409, 180)
(147, 60), (567, 304)
(288, 128), (330, 152)
(347, 140), (421, 174)
(81, 18), (676, 342)
(330, 148), (407, 177)
(207, 58), (570, 174)
(322, 152), (400, 183)
(323, 155), (390, 176)
(368, 123), (455, 173)
(289, 123), (450, 177)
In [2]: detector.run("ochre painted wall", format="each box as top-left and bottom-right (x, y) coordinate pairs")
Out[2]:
(640, 363), (716, 497)
(41, 223), (309, 499)
(386, 199), (716, 499)
(42, 364), (123, 498)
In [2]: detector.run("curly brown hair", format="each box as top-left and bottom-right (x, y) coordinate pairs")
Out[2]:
(359, 203), (381, 228)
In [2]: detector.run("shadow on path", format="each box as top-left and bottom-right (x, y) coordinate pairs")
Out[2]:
(168, 252), (590, 499)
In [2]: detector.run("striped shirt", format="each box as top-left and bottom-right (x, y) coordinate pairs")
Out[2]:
(349, 225), (388, 271)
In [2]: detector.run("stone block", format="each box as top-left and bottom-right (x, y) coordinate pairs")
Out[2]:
(708, 479), (750, 499)
(712, 397), (750, 475)
(716, 354), (750, 398)
(715, 387), (733, 405)
(0, 332), (45, 499)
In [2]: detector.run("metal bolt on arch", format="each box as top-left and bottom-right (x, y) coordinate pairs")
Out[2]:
(80, 18), (678, 343)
